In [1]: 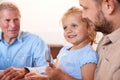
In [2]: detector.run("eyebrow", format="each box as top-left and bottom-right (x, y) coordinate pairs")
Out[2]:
(80, 4), (87, 9)
(80, 4), (85, 8)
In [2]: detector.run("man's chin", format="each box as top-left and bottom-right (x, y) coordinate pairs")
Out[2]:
(10, 34), (18, 38)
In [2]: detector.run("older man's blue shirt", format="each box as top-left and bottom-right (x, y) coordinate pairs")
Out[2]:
(0, 31), (48, 70)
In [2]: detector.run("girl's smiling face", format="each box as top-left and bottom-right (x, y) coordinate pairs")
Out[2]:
(62, 15), (89, 45)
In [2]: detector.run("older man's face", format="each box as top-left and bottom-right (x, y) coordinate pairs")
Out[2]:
(0, 9), (20, 41)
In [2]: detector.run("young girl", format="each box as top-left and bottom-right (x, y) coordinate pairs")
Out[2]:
(25, 7), (98, 80)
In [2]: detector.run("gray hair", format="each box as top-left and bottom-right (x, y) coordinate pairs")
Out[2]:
(0, 2), (21, 17)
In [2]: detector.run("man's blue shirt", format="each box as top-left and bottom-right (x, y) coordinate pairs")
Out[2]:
(0, 31), (48, 70)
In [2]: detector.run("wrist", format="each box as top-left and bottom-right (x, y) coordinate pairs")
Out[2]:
(24, 67), (30, 74)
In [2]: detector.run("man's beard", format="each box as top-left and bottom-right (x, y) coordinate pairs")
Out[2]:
(94, 10), (113, 34)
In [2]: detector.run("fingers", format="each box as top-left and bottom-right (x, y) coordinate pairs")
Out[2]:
(0, 68), (14, 80)
(12, 74), (24, 80)
(1, 72), (13, 80)
(0, 72), (4, 79)
(25, 76), (37, 80)
(0, 70), (20, 80)
(25, 77), (31, 80)
(50, 64), (55, 68)
(0, 67), (25, 80)
(25, 72), (38, 80)
(46, 64), (56, 71)
(25, 72), (37, 77)
(45, 65), (56, 74)
(25, 76), (38, 80)
(25, 72), (48, 80)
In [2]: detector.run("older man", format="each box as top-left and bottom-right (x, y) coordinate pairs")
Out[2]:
(0, 1), (49, 80)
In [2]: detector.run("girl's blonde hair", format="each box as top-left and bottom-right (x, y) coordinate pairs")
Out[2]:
(61, 7), (96, 45)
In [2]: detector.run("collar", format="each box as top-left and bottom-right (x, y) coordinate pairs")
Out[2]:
(0, 32), (2, 41)
(0, 31), (23, 42)
(102, 28), (120, 45)
(107, 28), (120, 43)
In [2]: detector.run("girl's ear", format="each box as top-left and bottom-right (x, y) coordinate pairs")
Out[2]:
(104, 0), (115, 14)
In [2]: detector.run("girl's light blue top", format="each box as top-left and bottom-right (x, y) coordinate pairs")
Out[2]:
(57, 45), (98, 79)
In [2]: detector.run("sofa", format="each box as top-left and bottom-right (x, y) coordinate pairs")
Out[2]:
(48, 44), (63, 59)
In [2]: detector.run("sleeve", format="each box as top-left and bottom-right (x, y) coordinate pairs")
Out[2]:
(80, 50), (98, 68)
(25, 35), (55, 73)
(25, 66), (47, 74)
(32, 36), (49, 67)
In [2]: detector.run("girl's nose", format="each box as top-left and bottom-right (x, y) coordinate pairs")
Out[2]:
(66, 28), (72, 33)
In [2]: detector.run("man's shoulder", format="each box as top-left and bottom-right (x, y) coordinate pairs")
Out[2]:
(19, 31), (43, 42)
(20, 31), (39, 38)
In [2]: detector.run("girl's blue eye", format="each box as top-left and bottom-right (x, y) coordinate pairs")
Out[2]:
(72, 24), (78, 28)
(63, 26), (67, 30)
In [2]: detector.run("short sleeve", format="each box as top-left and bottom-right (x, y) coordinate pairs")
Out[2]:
(80, 50), (98, 68)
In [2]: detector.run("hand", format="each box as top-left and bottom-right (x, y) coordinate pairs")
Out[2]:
(25, 72), (48, 80)
(46, 64), (63, 80)
(46, 65), (77, 80)
(46, 64), (56, 76)
(0, 67), (28, 80)
(0, 71), (4, 79)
